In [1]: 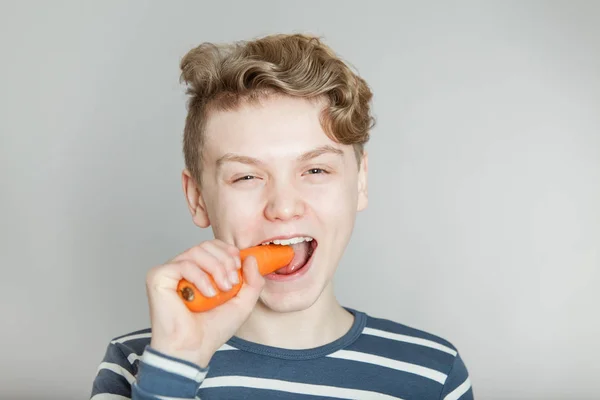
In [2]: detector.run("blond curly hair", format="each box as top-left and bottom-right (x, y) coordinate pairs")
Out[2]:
(179, 33), (375, 183)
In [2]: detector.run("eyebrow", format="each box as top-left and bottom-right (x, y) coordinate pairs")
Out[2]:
(216, 145), (344, 169)
(298, 145), (344, 162)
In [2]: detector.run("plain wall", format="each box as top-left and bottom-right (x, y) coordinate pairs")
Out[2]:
(1, 1), (599, 399)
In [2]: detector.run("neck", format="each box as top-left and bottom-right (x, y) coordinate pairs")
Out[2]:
(234, 284), (354, 349)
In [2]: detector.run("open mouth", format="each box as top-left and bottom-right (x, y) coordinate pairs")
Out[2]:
(260, 236), (317, 276)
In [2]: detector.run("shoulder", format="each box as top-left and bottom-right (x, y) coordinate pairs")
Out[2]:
(352, 309), (473, 398)
(97, 327), (152, 369)
(108, 327), (153, 358)
(348, 309), (462, 373)
(91, 327), (153, 398)
(361, 310), (459, 356)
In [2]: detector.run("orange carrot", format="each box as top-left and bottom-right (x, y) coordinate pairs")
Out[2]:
(177, 244), (294, 312)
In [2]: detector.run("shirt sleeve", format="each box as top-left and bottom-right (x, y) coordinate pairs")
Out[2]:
(90, 340), (137, 399)
(438, 352), (474, 400)
(132, 346), (209, 399)
(90, 342), (209, 400)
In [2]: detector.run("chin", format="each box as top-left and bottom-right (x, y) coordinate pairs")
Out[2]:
(258, 270), (328, 313)
(258, 291), (321, 313)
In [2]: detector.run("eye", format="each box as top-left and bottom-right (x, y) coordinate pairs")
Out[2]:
(306, 168), (328, 175)
(233, 175), (256, 182)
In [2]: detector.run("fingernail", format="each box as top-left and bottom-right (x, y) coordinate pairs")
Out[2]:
(235, 257), (241, 269)
(248, 255), (257, 267)
(229, 270), (239, 285)
(205, 285), (217, 297)
(221, 277), (232, 291)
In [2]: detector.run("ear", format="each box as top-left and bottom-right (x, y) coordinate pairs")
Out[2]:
(182, 169), (211, 228)
(357, 151), (368, 212)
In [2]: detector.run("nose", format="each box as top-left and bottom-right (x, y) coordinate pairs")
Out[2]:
(264, 180), (305, 222)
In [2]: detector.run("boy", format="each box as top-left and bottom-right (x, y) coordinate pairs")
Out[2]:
(90, 33), (473, 399)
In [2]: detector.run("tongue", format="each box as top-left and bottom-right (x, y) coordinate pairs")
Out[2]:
(275, 241), (310, 275)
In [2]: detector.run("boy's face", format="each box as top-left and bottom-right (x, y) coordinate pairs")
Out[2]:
(183, 95), (368, 313)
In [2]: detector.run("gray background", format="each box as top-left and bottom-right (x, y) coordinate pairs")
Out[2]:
(1, 1), (599, 399)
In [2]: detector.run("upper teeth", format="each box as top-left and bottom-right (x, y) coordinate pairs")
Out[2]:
(262, 236), (313, 245)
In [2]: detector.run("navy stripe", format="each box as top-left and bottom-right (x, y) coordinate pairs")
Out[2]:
(137, 358), (201, 398)
(103, 343), (141, 365)
(198, 388), (342, 400)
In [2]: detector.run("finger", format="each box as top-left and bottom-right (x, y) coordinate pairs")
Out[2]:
(180, 246), (232, 292)
(210, 240), (241, 268)
(175, 260), (218, 298)
(232, 256), (265, 309)
(243, 255), (265, 290)
(201, 241), (240, 286)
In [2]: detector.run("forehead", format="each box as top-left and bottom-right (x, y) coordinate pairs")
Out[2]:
(202, 95), (348, 162)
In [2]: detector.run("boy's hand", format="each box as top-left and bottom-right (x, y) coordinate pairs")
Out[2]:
(145, 239), (265, 368)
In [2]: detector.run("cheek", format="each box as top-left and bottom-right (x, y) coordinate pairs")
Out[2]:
(209, 190), (266, 245)
(305, 179), (358, 222)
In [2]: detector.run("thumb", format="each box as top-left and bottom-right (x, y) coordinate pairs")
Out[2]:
(243, 255), (266, 290)
(233, 255), (265, 307)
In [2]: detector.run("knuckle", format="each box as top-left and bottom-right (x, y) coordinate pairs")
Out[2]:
(180, 260), (202, 276)
(222, 258), (234, 270)
(188, 246), (205, 259)
(225, 256), (236, 269)
(146, 264), (165, 282)
(177, 259), (193, 271)
(201, 240), (218, 251)
(213, 264), (227, 279)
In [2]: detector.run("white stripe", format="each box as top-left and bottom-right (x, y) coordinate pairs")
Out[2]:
(127, 353), (141, 364)
(97, 362), (136, 384)
(90, 394), (130, 400)
(154, 395), (199, 400)
(200, 376), (403, 399)
(329, 350), (447, 384)
(111, 332), (152, 344)
(119, 341), (233, 368)
(444, 377), (471, 400)
(362, 327), (457, 356)
(123, 342), (233, 366)
(142, 349), (207, 382)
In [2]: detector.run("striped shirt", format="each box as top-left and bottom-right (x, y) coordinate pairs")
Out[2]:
(90, 308), (473, 399)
